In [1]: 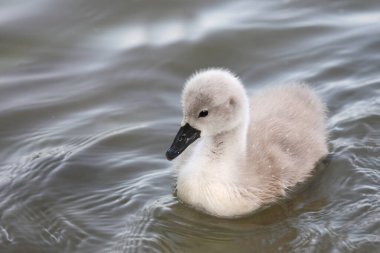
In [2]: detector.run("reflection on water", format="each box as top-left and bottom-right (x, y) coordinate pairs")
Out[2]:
(0, 0), (379, 252)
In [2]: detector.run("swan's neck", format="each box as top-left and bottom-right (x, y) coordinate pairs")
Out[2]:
(176, 111), (260, 217)
(203, 123), (248, 173)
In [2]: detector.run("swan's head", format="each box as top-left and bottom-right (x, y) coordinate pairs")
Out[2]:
(166, 68), (249, 161)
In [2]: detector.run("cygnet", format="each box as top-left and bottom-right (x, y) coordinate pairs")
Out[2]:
(166, 68), (328, 218)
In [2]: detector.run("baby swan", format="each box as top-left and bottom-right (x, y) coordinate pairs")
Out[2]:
(166, 68), (328, 218)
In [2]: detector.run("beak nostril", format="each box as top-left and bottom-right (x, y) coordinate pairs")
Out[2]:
(179, 134), (186, 141)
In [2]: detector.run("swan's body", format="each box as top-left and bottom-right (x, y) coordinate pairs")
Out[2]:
(166, 69), (328, 218)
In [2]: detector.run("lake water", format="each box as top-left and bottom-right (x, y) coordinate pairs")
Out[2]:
(0, 0), (379, 252)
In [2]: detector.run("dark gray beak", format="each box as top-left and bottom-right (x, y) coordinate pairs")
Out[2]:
(166, 123), (201, 161)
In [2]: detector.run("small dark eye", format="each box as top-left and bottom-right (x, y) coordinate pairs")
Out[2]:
(198, 110), (208, 118)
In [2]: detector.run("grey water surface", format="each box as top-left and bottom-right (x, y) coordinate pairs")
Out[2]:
(0, 0), (379, 252)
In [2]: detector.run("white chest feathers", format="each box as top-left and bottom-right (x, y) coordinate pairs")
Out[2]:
(177, 166), (262, 217)
(175, 139), (261, 217)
